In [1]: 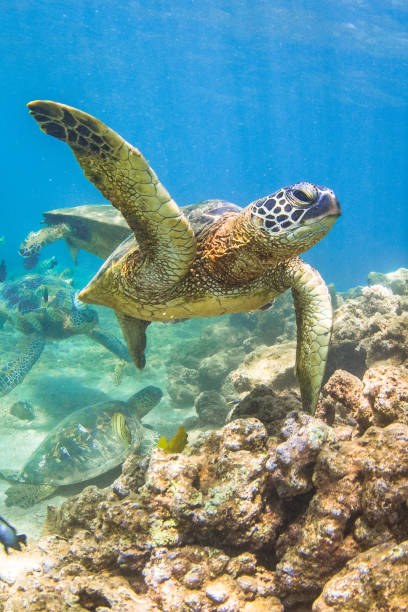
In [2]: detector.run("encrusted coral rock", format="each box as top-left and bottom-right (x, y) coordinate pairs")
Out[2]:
(317, 369), (373, 431)
(327, 284), (408, 379)
(319, 364), (408, 432)
(313, 539), (408, 611)
(140, 419), (283, 550)
(228, 342), (297, 393)
(275, 422), (408, 606)
(194, 389), (229, 425)
(198, 350), (242, 390)
(227, 385), (301, 436)
(267, 412), (336, 497)
(363, 363), (408, 426)
(368, 267), (408, 295)
(143, 546), (282, 612)
(166, 365), (200, 407)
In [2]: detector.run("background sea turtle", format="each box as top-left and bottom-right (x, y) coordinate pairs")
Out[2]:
(19, 204), (131, 268)
(28, 101), (341, 413)
(1, 385), (162, 507)
(0, 272), (131, 396)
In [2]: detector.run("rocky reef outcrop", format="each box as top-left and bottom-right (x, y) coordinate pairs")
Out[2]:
(1, 268), (407, 610)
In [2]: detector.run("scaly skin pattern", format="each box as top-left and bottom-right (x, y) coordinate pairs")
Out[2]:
(27, 101), (341, 412)
(27, 101), (196, 291)
(0, 334), (45, 397)
(19, 224), (69, 259)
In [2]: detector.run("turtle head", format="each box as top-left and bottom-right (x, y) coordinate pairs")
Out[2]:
(248, 182), (341, 257)
(127, 385), (163, 419)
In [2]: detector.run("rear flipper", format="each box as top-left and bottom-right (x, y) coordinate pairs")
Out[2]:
(115, 312), (150, 370)
(0, 334), (45, 397)
(87, 327), (132, 362)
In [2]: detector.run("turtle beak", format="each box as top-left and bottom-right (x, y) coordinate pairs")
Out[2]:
(302, 191), (341, 223)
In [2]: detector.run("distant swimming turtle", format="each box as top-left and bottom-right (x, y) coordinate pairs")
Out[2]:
(1, 385), (162, 507)
(0, 273), (131, 396)
(28, 101), (341, 412)
(19, 204), (131, 268)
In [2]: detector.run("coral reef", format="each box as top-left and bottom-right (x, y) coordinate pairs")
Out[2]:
(313, 540), (408, 611)
(1, 268), (407, 610)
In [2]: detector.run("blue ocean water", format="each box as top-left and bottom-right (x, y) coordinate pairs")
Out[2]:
(1, 0), (407, 290)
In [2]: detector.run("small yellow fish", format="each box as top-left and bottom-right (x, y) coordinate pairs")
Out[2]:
(111, 412), (132, 446)
(158, 426), (188, 454)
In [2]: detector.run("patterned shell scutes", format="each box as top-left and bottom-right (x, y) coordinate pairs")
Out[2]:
(18, 400), (143, 486)
(183, 200), (242, 235)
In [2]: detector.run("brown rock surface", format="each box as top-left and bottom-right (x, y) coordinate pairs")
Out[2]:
(275, 422), (408, 606)
(313, 539), (408, 611)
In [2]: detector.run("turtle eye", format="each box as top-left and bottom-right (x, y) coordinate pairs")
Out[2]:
(292, 189), (312, 202)
(290, 184), (318, 205)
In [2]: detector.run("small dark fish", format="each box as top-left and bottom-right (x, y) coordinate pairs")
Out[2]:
(42, 286), (48, 303)
(0, 260), (6, 282)
(0, 515), (27, 554)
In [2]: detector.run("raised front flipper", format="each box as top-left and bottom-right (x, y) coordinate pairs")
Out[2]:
(19, 224), (70, 268)
(115, 312), (150, 370)
(272, 259), (332, 413)
(27, 101), (196, 289)
(87, 327), (132, 363)
(0, 334), (45, 396)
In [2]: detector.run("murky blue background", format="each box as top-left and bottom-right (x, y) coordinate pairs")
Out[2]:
(1, 0), (407, 290)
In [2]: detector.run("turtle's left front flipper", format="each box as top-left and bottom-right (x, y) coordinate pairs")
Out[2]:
(291, 260), (332, 413)
(273, 258), (332, 414)
(27, 101), (196, 289)
(87, 327), (133, 363)
(0, 334), (45, 397)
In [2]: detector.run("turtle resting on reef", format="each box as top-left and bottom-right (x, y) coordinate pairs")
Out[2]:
(0, 273), (131, 396)
(1, 385), (162, 507)
(28, 100), (341, 413)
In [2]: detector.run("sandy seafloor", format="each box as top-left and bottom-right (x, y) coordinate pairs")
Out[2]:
(0, 279), (207, 541)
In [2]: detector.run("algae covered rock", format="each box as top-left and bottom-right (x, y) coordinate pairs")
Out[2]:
(313, 539), (408, 611)
(226, 385), (301, 436)
(368, 267), (408, 295)
(267, 412), (336, 497)
(143, 546), (282, 612)
(140, 418), (283, 550)
(194, 389), (229, 425)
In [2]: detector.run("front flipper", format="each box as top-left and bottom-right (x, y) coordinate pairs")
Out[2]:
(5, 484), (57, 508)
(19, 224), (70, 267)
(87, 327), (132, 363)
(289, 260), (332, 413)
(115, 311), (150, 370)
(28, 101), (197, 289)
(0, 334), (45, 397)
(272, 259), (332, 413)
(0, 469), (20, 482)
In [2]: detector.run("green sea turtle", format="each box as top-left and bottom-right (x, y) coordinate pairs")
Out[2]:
(1, 385), (163, 507)
(19, 204), (131, 268)
(28, 101), (341, 412)
(0, 273), (131, 396)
